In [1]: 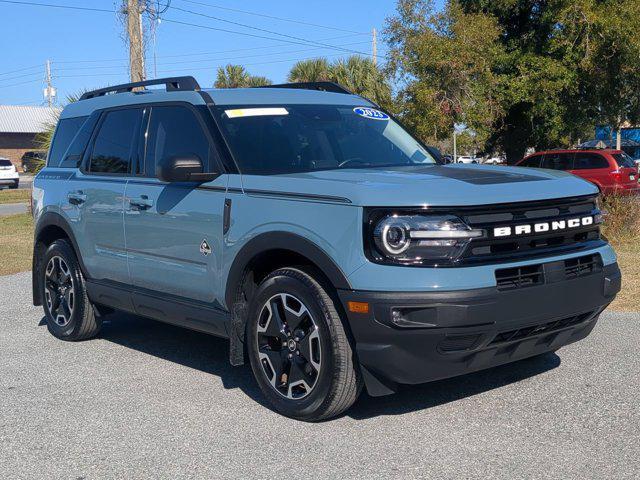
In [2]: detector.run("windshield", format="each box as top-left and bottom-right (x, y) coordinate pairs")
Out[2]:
(214, 104), (436, 175)
(612, 152), (637, 168)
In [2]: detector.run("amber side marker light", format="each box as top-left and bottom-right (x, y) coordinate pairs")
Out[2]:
(348, 301), (370, 314)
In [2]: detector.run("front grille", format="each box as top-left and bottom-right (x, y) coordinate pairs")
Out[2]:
(460, 195), (603, 265)
(496, 264), (543, 291)
(438, 334), (481, 353)
(494, 254), (602, 291)
(488, 310), (597, 346)
(565, 254), (602, 279)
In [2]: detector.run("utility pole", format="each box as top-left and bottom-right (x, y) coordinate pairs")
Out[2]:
(43, 60), (56, 107)
(453, 129), (457, 163)
(125, 0), (145, 83)
(372, 28), (377, 66)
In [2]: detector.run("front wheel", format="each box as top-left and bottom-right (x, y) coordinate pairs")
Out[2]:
(247, 268), (362, 421)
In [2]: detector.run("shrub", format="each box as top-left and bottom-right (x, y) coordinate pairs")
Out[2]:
(600, 193), (640, 244)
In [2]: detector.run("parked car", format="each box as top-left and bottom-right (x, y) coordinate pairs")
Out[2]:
(0, 158), (19, 189)
(482, 155), (506, 165)
(21, 151), (47, 173)
(455, 155), (479, 164)
(517, 149), (639, 195)
(32, 77), (621, 421)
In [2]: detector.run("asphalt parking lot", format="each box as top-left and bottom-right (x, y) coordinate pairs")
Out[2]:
(1, 271), (639, 479)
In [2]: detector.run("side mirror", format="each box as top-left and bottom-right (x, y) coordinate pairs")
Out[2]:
(157, 155), (218, 183)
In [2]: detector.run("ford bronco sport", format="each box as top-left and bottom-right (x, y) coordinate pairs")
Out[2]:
(32, 77), (621, 421)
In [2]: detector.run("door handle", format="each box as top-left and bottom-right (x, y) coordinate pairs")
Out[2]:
(67, 191), (86, 205)
(129, 195), (153, 210)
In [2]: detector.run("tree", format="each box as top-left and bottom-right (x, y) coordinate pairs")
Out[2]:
(384, 0), (506, 148)
(457, 0), (640, 161)
(287, 58), (331, 83)
(288, 56), (393, 110)
(214, 64), (272, 88)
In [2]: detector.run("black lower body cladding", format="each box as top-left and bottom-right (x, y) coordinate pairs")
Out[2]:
(338, 261), (621, 396)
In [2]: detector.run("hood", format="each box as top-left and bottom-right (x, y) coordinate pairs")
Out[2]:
(240, 164), (599, 207)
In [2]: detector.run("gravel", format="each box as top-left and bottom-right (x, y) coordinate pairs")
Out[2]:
(1, 271), (638, 479)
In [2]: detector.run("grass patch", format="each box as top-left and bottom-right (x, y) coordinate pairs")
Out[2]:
(0, 213), (33, 276)
(609, 241), (639, 312)
(0, 188), (30, 205)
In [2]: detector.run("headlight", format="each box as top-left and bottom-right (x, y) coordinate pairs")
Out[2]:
(370, 214), (484, 266)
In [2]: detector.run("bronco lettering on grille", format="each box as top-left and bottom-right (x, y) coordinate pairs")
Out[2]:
(493, 215), (594, 238)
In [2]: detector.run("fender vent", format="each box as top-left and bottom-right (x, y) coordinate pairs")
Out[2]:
(495, 264), (543, 291)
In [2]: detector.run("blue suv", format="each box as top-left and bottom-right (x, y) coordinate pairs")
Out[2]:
(32, 77), (621, 421)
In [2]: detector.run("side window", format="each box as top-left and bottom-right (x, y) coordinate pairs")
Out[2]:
(144, 105), (211, 177)
(541, 153), (573, 170)
(573, 153), (609, 170)
(59, 112), (100, 168)
(47, 116), (88, 167)
(520, 155), (542, 167)
(89, 109), (141, 174)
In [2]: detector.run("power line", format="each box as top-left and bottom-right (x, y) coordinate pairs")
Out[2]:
(53, 40), (373, 72)
(0, 0), (113, 13)
(52, 32), (365, 65)
(0, 64), (41, 76)
(0, 78), (42, 89)
(175, 0), (366, 35)
(166, 5), (380, 59)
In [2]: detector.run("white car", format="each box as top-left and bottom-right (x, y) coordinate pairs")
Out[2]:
(455, 155), (480, 164)
(483, 156), (506, 165)
(0, 158), (19, 189)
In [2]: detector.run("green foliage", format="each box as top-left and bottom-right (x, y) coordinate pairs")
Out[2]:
(287, 58), (331, 83)
(385, 0), (506, 146)
(288, 56), (393, 111)
(387, 0), (640, 161)
(214, 64), (272, 88)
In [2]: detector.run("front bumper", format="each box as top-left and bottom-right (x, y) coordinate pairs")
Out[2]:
(338, 261), (621, 396)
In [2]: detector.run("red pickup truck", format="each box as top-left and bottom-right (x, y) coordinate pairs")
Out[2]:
(517, 149), (639, 195)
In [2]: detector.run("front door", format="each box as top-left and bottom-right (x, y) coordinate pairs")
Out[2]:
(124, 104), (228, 306)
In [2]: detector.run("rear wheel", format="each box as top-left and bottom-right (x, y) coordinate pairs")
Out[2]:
(247, 268), (362, 421)
(9, 180), (18, 189)
(41, 239), (101, 340)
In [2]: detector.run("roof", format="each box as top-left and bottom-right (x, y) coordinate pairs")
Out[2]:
(0, 105), (61, 134)
(578, 138), (640, 148)
(61, 87), (370, 119)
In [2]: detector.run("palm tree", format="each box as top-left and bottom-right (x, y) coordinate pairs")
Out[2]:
(247, 75), (272, 87)
(329, 56), (393, 110)
(215, 64), (251, 89)
(287, 58), (331, 83)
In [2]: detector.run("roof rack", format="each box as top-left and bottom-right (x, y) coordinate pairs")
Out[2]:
(79, 76), (200, 100)
(259, 81), (353, 95)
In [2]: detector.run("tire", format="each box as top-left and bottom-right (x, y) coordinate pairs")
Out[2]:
(41, 239), (102, 341)
(246, 268), (362, 421)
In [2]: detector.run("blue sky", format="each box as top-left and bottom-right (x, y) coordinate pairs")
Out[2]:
(0, 0), (424, 106)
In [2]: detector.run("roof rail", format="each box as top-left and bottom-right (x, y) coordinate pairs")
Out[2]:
(259, 81), (353, 95)
(79, 76), (200, 100)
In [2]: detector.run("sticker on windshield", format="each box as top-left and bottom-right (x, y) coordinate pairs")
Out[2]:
(225, 107), (288, 118)
(353, 107), (389, 120)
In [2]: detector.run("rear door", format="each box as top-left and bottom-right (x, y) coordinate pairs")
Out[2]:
(123, 104), (228, 309)
(64, 107), (142, 284)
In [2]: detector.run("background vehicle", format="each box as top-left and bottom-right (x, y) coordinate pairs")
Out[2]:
(517, 149), (639, 194)
(0, 158), (19, 189)
(32, 77), (621, 421)
(455, 155), (479, 164)
(482, 155), (506, 165)
(21, 151), (47, 173)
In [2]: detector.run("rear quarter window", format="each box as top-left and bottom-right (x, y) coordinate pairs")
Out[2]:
(0, 159), (12, 166)
(573, 153), (609, 170)
(47, 116), (88, 167)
